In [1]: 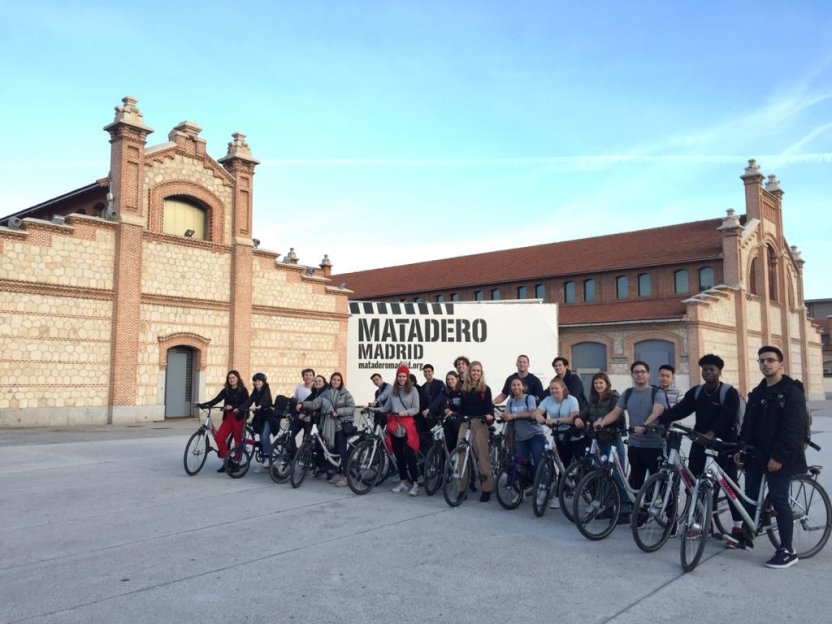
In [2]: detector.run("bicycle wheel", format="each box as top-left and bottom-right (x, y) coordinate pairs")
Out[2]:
(376, 450), (394, 486)
(443, 445), (471, 507)
(766, 474), (832, 559)
(681, 483), (713, 572)
(495, 465), (524, 510)
(183, 430), (209, 475)
(290, 443), (312, 488)
(346, 439), (382, 495)
(489, 435), (503, 475)
(269, 439), (293, 484)
(574, 470), (620, 541)
(632, 471), (677, 552)
(423, 444), (445, 496)
(559, 461), (588, 523)
(532, 457), (556, 518)
(225, 443), (251, 479)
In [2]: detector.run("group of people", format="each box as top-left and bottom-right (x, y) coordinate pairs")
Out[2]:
(196, 345), (811, 570)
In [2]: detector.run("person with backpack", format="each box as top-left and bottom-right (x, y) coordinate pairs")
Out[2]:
(595, 361), (668, 501)
(646, 354), (744, 541)
(502, 377), (543, 478)
(234, 372), (276, 474)
(735, 346), (809, 568)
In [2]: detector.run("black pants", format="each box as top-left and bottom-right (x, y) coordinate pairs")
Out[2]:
(289, 416), (312, 453)
(391, 435), (419, 484)
(443, 418), (460, 453)
(628, 446), (663, 491)
(688, 442), (743, 522)
(334, 430), (348, 474)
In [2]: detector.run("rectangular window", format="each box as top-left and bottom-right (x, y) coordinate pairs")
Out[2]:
(535, 284), (545, 299)
(584, 279), (596, 302)
(564, 281), (575, 303)
(517, 286), (527, 299)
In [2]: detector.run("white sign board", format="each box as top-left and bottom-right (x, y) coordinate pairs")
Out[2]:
(346, 300), (559, 405)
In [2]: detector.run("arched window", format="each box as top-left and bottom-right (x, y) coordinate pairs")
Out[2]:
(491, 289), (501, 301)
(748, 258), (759, 295)
(564, 281), (576, 303)
(535, 284), (545, 299)
(451, 293), (460, 302)
(435, 295), (444, 302)
(571, 342), (608, 403)
(638, 273), (651, 297)
(163, 196), (207, 240)
(616, 276), (629, 299)
(674, 270), (688, 294)
(475, 291), (484, 301)
(767, 246), (778, 301)
(698, 267), (714, 291)
(634, 339), (676, 387)
(517, 286), (527, 299)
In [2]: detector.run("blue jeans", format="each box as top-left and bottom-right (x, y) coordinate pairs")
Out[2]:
(261, 421), (274, 459)
(744, 455), (794, 551)
(515, 435), (545, 476)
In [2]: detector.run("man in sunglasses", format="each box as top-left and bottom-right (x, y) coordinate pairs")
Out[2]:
(736, 345), (808, 568)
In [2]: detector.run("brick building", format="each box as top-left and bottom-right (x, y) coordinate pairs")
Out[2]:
(806, 298), (832, 396)
(336, 160), (824, 399)
(0, 97), (350, 427)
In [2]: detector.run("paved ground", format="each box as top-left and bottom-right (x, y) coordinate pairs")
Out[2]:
(1, 402), (831, 624)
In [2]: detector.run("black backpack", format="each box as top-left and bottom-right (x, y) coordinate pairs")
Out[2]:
(693, 383), (746, 430)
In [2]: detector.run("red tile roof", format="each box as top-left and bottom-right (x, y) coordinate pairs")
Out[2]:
(336, 217), (726, 299)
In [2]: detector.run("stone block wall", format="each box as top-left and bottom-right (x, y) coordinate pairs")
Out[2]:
(141, 238), (232, 300)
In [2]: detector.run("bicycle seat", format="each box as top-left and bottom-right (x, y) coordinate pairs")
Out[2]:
(808, 465), (822, 476)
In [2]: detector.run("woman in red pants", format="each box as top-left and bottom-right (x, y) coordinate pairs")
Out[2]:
(197, 370), (250, 472)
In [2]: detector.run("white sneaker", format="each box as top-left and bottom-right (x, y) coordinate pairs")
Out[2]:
(392, 481), (409, 493)
(549, 498), (561, 509)
(409, 484), (419, 497)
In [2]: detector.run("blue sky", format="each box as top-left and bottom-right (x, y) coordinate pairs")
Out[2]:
(1, 0), (830, 298)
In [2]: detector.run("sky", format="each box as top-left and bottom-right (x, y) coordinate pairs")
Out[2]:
(1, 0), (830, 298)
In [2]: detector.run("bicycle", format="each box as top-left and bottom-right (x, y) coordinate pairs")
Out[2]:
(268, 412), (300, 484)
(530, 423), (571, 517)
(345, 408), (400, 494)
(442, 414), (493, 507)
(556, 426), (602, 522)
(183, 406), (254, 476)
(421, 418), (449, 496)
(572, 426), (643, 540)
(290, 412), (357, 488)
(673, 423), (831, 572)
(631, 428), (742, 552)
(223, 410), (264, 479)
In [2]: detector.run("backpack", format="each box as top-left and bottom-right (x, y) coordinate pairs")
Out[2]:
(693, 383), (746, 430)
(622, 385), (660, 412)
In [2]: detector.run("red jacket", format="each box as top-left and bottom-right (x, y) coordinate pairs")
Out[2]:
(385, 415), (420, 455)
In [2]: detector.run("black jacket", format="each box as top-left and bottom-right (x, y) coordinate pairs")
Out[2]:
(560, 370), (587, 410)
(740, 375), (808, 476)
(201, 386), (250, 421)
(660, 383), (739, 441)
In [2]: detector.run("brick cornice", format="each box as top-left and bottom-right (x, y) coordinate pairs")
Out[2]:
(141, 293), (231, 310)
(142, 230), (232, 253)
(0, 279), (113, 301)
(251, 304), (349, 322)
(145, 144), (235, 185)
(158, 332), (211, 370)
(147, 180), (227, 244)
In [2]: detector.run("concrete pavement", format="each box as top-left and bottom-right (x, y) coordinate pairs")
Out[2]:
(1, 403), (831, 623)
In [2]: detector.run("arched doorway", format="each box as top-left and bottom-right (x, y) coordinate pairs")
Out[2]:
(634, 339), (675, 387)
(572, 341), (607, 404)
(165, 346), (196, 417)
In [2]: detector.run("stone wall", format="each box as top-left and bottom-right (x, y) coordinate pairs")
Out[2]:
(0, 216), (116, 426)
(141, 237), (232, 301)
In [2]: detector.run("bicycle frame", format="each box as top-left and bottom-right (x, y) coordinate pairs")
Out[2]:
(688, 447), (766, 533)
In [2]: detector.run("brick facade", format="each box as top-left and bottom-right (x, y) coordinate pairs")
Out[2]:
(0, 97), (350, 427)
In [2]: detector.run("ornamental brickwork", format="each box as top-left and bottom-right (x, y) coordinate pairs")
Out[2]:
(0, 97), (350, 428)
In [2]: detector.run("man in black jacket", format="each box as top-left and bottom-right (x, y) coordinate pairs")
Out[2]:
(738, 345), (808, 568)
(648, 353), (743, 541)
(552, 356), (587, 410)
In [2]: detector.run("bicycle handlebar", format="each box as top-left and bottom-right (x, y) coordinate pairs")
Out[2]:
(672, 423), (755, 455)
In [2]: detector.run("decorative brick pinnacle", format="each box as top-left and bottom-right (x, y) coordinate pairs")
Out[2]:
(104, 96), (153, 133)
(717, 208), (742, 231)
(741, 158), (763, 180)
(219, 132), (260, 165)
(320, 254), (332, 267)
(169, 120), (203, 140)
(765, 174), (782, 193)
